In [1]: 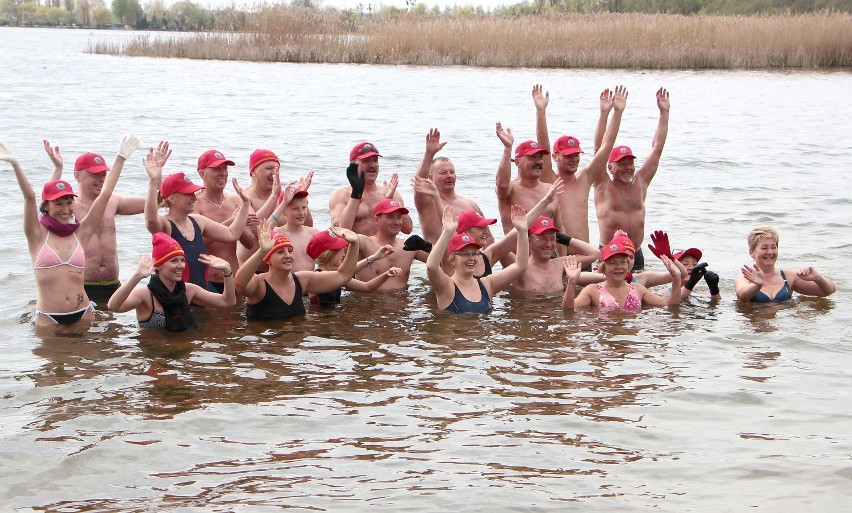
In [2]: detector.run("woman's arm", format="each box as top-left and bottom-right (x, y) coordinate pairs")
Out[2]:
(355, 244), (393, 273)
(3, 147), (41, 246)
(485, 204), (530, 292)
(143, 141), (172, 235)
(345, 267), (402, 292)
(790, 266), (836, 297)
(107, 255), (153, 312)
(735, 264), (764, 301)
(234, 220), (274, 300)
(561, 256), (583, 310)
(426, 206), (459, 306)
(186, 254), (236, 308)
(298, 228), (360, 294)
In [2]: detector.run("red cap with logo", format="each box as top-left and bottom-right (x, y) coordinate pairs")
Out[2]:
(249, 149), (279, 173)
(608, 145), (635, 163)
(160, 173), (204, 198)
(41, 180), (77, 202)
(600, 231), (636, 262)
(553, 136), (584, 155)
(529, 215), (558, 235)
(457, 210), (497, 234)
(373, 198), (408, 216)
(278, 189), (309, 204)
(306, 229), (350, 259)
(513, 140), (549, 161)
(673, 247), (702, 262)
(197, 149), (236, 171)
(74, 152), (110, 173)
(350, 142), (381, 162)
(448, 233), (482, 254)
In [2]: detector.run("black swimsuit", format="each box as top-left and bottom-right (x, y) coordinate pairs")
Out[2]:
(246, 276), (306, 320)
(169, 218), (208, 289)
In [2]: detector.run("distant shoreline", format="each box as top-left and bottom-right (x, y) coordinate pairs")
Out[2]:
(74, 11), (852, 69)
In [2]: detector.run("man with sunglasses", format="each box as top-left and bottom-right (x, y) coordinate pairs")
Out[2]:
(329, 141), (413, 236)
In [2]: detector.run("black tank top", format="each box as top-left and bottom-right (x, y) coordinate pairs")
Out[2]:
(245, 275), (306, 320)
(169, 217), (208, 289)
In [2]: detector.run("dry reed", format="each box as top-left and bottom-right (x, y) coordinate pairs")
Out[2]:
(89, 11), (852, 68)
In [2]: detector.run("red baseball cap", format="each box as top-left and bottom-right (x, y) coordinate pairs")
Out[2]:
(197, 149), (235, 171)
(306, 229), (350, 259)
(74, 152), (110, 173)
(608, 145), (635, 163)
(529, 215), (558, 235)
(513, 140), (549, 161)
(553, 136), (584, 155)
(41, 180), (77, 202)
(673, 247), (702, 262)
(600, 232), (636, 261)
(448, 233), (482, 254)
(277, 189), (309, 204)
(373, 198), (408, 216)
(457, 210), (497, 234)
(249, 149), (279, 173)
(350, 142), (381, 162)
(160, 173), (204, 198)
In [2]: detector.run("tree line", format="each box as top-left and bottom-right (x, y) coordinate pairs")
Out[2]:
(1, 0), (850, 30)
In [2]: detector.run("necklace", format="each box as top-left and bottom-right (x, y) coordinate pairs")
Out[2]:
(202, 194), (225, 209)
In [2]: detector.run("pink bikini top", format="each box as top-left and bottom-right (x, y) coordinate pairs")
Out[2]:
(597, 283), (641, 312)
(33, 233), (85, 270)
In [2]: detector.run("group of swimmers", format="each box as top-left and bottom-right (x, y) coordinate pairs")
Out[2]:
(1, 84), (836, 330)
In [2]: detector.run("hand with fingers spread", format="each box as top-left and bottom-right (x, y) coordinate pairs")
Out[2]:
(532, 84), (549, 111)
(232, 178), (249, 203)
(740, 264), (765, 287)
(496, 122), (514, 148)
(43, 139), (63, 170)
(656, 87), (670, 113)
(412, 175), (438, 199)
(563, 255), (582, 283)
(510, 204), (528, 232)
(441, 204), (457, 232)
(152, 140), (171, 169)
(425, 128), (447, 156)
(383, 173), (399, 200)
(199, 253), (232, 275)
(599, 88), (613, 114)
(134, 254), (154, 279)
(612, 85), (628, 112)
(330, 225), (358, 244)
(648, 230), (674, 260)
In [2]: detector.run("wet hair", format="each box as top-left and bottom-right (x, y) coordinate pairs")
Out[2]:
(747, 225), (780, 252)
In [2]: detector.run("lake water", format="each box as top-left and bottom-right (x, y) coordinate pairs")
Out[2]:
(1, 27), (851, 511)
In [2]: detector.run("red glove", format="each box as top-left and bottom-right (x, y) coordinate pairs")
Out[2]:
(648, 230), (673, 260)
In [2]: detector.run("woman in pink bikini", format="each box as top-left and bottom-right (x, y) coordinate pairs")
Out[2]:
(4, 137), (139, 326)
(562, 231), (681, 311)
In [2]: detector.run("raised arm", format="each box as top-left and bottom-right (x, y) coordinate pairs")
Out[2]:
(43, 139), (63, 181)
(486, 205), (530, 292)
(298, 228), (360, 294)
(412, 175), (443, 243)
(79, 135), (138, 243)
(235, 219), (274, 300)
(143, 141), (172, 235)
(561, 256), (584, 309)
(593, 88), (613, 153)
(532, 84), (555, 183)
(588, 86), (627, 186)
(415, 128), (446, 180)
(2, 144), (41, 246)
(426, 205), (459, 304)
(494, 122), (514, 200)
(253, 172), (282, 221)
(386, 176), (413, 235)
(637, 87), (670, 187)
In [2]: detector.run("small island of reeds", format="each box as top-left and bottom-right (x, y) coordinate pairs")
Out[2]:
(85, 6), (852, 69)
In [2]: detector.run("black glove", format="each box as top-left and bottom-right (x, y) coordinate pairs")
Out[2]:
(555, 232), (572, 246)
(704, 270), (720, 296)
(347, 162), (365, 199)
(684, 262), (708, 291)
(403, 235), (432, 253)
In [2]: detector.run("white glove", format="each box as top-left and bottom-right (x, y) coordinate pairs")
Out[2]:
(0, 142), (18, 164)
(118, 135), (140, 160)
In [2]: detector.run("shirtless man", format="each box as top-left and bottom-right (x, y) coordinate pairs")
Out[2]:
(330, 141), (413, 236)
(593, 87), (670, 270)
(512, 215), (600, 295)
(495, 124), (559, 236)
(44, 140), (145, 303)
(414, 128), (490, 244)
(533, 84), (627, 245)
(193, 149), (258, 291)
(269, 186), (319, 273)
(353, 199), (428, 291)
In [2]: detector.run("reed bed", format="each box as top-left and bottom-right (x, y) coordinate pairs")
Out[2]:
(89, 11), (852, 68)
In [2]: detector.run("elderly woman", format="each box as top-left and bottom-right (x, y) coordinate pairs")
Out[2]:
(4, 137), (138, 326)
(107, 233), (236, 331)
(735, 225), (835, 303)
(427, 204), (529, 314)
(563, 232), (681, 311)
